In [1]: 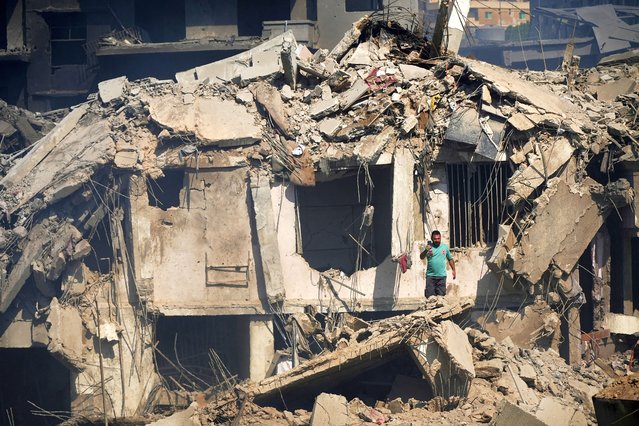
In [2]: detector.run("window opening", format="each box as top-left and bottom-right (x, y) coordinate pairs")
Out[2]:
(485, 11), (493, 19)
(296, 166), (391, 275)
(447, 163), (508, 248)
(345, 0), (384, 12)
(147, 169), (185, 210)
(48, 13), (87, 67)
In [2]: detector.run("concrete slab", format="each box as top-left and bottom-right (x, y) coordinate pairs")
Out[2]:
(508, 113), (535, 131)
(250, 174), (286, 304)
(603, 313), (639, 335)
(310, 97), (339, 119)
(149, 97), (261, 147)
(391, 148), (414, 256)
(491, 400), (546, 426)
(310, 393), (349, 426)
(535, 397), (576, 426)
(339, 78), (369, 111)
(475, 358), (504, 378)
(399, 64), (434, 80)
(595, 77), (636, 101)
(98, 76), (128, 103)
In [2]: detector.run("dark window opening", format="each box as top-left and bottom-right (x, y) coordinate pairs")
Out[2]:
(147, 169), (185, 210)
(135, 0), (185, 42)
(345, 0), (384, 12)
(0, 1), (7, 50)
(633, 237), (639, 312)
(155, 316), (246, 392)
(468, 9), (478, 19)
(296, 166), (392, 276)
(237, 0), (290, 36)
(47, 13), (87, 67)
(0, 349), (70, 426)
(447, 163), (508, 248)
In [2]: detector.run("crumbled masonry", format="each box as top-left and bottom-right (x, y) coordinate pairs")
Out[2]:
(1, 14), (638, 425)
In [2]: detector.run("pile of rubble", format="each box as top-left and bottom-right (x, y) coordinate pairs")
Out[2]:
(0, 99), (61, 174)
(0, 12), (638, 426)
(156, 296), (608, 425)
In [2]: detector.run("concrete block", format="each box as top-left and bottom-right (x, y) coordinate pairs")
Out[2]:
(310, 97), (339, 119)
(31, 322), (49, 346)
(518, 363), (537, 384)
(98, 76), (128, 103)
(603, 313), (639, 335)
(318, 117), (342, 137)
(310, 393), (349, 426)
(114, 150), (139, 169)
(535, 397), (575, 426)
(475, 358), (504, 378)
(235, 89), (254, 105)
(400, 115), (418, 135)
(491, 400), (546, 426)
(339, 78), (369, 110)
(71, 239), (91, 261)
(508, 113), (535, 131)
(399, 64), (434, 80)
(0, 120), (17, 137)
(147, 403), (196, 426)
(240, 50), (282, 86)
(47, 297), (84, 367)
(595, 77), (636, 101)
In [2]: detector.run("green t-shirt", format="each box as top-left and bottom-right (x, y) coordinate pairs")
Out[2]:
(425, 243), (453, 277)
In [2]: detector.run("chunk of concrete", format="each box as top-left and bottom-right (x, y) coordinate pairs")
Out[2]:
(147, 403), (196, 426)
(518, 363), (537, 384)
(235, 89), (254, 105)
(508, 113), (535, 131)
(400, 115), (418, 135)
(310, 97), (339, 119)
(0, 120), (17, 137)
(319, 117), (342, 137)
(114, 150), (138, 169)
(148, 97), (261, 147)
(240, 50), (282, 86)
(310, 393), (349, 426)
(603, 313), (639, 335)
(535, 397), (576, 426)
(347, 41), (376, 66)
(250, 175), (285, 304)
(72, 239), (92, 261)
(253, 82), (291, 138)
(491, 400), (546, 426)
(595, 77), (636, 101)
(98, 76), (128, 103)
(507, 137), (574, 206)
(339, 78), (369, 111)
(47, 297), (83, 368)
(475, 358), (504, 379)
(399, 64), (434, 80)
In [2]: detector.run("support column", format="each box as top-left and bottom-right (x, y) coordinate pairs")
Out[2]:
(560, 305), (582, 365)
(622, 231), (634, 315)
(248, 315), (274, 381)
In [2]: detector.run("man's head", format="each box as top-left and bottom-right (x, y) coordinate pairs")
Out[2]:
(431, 230), (442, 246)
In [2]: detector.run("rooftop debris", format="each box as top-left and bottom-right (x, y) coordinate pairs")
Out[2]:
(0, 12), (638, 425)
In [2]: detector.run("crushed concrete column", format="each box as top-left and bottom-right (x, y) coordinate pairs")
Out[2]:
(391, 148), (415, 256)
(561, 305), (582, 365)
(250, 174), (286, 304)
(249, 315), (275, 381)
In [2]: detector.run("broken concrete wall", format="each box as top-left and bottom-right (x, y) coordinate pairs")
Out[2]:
(271, 181), (425, 312)
(128, 169), (266, 315)
(425, 164), (522, 306)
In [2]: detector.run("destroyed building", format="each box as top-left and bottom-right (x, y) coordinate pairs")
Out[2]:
(0, 10), (638, 426)
(0, 0), (422, 111)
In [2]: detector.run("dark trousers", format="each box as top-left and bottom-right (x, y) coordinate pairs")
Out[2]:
(425, 276), (447, 297)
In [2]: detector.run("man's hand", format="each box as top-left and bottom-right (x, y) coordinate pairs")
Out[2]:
(452, 270), (457, 280)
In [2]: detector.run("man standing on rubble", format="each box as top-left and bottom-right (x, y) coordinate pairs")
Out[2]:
(420, 230), (456, 297)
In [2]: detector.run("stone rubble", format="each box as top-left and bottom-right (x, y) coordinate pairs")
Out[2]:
(0, 13), (637, 426)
